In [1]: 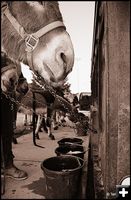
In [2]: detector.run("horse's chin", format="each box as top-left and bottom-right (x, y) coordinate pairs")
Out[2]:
(1, 85), (16, 95)
(49, 79), (66, 88)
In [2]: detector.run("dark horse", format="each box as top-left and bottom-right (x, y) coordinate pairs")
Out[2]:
(1, 52), (18, 193)
(1, 51), (20, 93)
(1, 52), (29, 188)
(1, 52), (29, 145)
(18, 80), (93, 141)
(18, 81), (73, 140)
(1, 1), (74, 87)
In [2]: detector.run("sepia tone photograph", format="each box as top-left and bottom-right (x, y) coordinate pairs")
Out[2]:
(1, 1), (130, 199)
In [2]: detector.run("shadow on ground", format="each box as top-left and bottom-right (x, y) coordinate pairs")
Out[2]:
(14, 126), (33, 138)
(22, 177), (47, 197)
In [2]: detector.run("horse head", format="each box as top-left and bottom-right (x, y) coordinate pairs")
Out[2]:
(1, 1), (74, 87)
(1, 51), (20, 93)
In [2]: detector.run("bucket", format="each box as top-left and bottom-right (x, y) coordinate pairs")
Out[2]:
(58, 137), (83, 146)
(41, 155), (84, 199)
(55, 144), (86, 159)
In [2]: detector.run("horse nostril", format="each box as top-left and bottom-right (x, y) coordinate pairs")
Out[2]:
(60, 52), (67, 66)
(24, 87), (29, 94)
(18, 108), (22, 113)
(15, 81), (18, 86)
(10, 77), (15, 86)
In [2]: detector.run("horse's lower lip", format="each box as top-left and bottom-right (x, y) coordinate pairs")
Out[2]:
(49, 72), (64, 83)
(43, 63), (56, 82)
(43, 62), (67, 83)
(54, 69), (68, 83)
(50, 79), (65, 88)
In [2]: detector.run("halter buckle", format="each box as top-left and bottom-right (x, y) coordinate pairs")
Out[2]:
(25, 35), (39, 52)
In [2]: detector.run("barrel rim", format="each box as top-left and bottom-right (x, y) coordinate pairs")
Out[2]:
(58, 137), (83, 145)
(55, 145), (86, 155)
(41, 155), (84, 174)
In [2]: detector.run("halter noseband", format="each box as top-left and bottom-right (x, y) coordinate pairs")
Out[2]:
(3, 6), (66, 71)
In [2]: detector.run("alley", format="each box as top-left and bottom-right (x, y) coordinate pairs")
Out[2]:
(2, 113), (90, 199)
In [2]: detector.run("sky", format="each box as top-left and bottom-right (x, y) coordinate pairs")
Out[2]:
(21, 1), (95, 94)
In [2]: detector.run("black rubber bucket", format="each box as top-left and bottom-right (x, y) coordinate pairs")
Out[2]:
(55, 144), (86, 159)
(58, 137), (83, 146)
(41, 155), (84, 199)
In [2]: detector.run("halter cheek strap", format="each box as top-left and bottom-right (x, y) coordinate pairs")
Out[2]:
(3, 6), (66, 71)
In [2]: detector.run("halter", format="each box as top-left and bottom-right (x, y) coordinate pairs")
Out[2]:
(3, 5), (65, 71)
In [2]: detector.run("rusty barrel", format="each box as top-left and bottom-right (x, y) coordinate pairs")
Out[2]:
(41, 155), (84, 199)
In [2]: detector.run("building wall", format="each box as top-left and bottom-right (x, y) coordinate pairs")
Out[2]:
(91, 1), (130, 198)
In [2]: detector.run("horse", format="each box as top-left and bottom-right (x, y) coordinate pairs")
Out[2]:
(18, 79), (91, 141)
(1, 51), (21, 144)
(17, 81), (70, 140)
(18, 88), (50, 139)
(1, 1), (74, 88)
(1, 51), (26, 169)
(1, 51), (20, 94)
(12, 72), (29, 144)
(1, 52), (29, 144)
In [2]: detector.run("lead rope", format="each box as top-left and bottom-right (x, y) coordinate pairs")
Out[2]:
(32, 72), (93, 133)
(2, 89), (90, 127)
(1, 72), (96, 147)
(33, 73), (97, 134)
(1, 86), (96, 135)
(32, 92), (45, 148)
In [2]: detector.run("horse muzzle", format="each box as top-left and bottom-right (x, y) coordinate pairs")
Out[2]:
(1, 78), (18, 93)
(32, 31), (74, 84)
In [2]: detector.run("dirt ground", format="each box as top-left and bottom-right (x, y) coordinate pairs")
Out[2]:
(2, 112), (90, 199)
